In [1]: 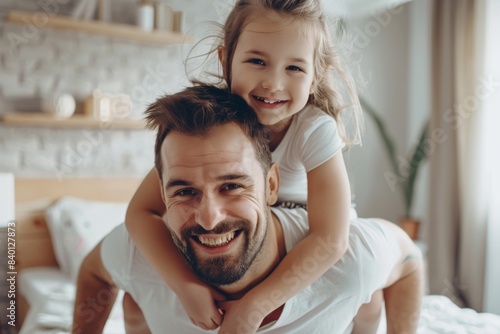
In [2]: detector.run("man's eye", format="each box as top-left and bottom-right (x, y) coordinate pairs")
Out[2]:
(176, 189), (196, 196)
(221, 184), (241, 191)
(248, 58), (265, 65)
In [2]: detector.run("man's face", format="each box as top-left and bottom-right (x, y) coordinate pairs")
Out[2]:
(160, 123), (277, 286)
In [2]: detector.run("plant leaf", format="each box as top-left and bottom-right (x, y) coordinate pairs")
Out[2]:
(359, 96), (401, 181)
(404, 122), (429, 216)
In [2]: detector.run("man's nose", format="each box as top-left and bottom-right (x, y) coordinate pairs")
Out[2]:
(261, 68), (284, 92)
(195, 194), (226, 231)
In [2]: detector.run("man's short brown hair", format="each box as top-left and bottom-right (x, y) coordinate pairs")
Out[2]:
(145, 84), (272, 179)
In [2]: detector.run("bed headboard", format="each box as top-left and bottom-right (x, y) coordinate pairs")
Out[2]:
(15, 177), (143, 271)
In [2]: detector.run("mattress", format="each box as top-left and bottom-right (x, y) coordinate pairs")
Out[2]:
(19, 267), (74, 306)
(18, 267), (124, 334)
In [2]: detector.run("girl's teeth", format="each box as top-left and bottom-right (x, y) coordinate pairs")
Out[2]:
(256, 97), (282, 104)
(198, 231), (235, 247)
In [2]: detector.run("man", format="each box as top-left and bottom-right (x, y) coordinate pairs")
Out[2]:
(72, 85), (423, 333)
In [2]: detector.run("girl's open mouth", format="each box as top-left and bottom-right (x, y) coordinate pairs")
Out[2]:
(254, 96), (286, 104)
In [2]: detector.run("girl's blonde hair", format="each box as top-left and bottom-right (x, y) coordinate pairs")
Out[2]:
(191, 0), (363, 146)
(225, 0), (363, 146)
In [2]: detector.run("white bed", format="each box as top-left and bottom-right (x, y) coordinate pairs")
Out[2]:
(14, 177), (141, 333)
(18, 267), (124, 334)
(14, 178), (500, 334)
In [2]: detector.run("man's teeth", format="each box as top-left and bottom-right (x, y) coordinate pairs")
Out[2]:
(256, 96), (282, 104)
(198, 232), (235, 247)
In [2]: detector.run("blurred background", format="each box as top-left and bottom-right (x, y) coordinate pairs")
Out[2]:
(0, 0), (498, 319)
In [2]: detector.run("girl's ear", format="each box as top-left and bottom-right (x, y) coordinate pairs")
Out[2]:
(266, 163), (280, 206)
(218, 46), (228, 80)
(309, 80), (316, 95)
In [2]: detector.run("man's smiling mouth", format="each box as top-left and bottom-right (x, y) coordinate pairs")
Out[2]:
(195, 230), (241, 247)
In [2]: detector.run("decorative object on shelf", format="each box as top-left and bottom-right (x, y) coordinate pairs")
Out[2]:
(360, 96), (429, 240)
(42, 93), (76, 119)
(173, 10), (184, 33)
(0, 173), (15, 228)
(97, 0), (112, 22)
(155, 2), (175, 31)
(83, 90), (133, 122)
(137, 0), (155, 32)
(72, 0), (99, 20)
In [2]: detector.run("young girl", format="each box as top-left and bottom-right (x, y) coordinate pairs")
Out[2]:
(126, 0), (365, 332)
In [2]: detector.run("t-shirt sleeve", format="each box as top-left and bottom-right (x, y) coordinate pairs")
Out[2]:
(101, 224), (134, 291)
(298, 114), (345, 172)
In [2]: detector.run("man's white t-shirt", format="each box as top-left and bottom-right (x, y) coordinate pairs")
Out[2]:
(101, 209), (400, 334)
(272, 106), (345, 205)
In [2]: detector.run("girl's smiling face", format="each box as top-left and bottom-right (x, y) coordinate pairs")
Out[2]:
(228, 13), (316, 132)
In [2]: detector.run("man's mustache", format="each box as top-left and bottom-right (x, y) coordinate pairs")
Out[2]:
(181, 220), (249, 239)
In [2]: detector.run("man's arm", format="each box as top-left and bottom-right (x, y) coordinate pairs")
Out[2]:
(381, 220), (424, 334)
(72, 242), (118, 334)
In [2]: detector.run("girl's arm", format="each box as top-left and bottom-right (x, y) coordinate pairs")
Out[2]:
(125, 167), (224, 330)
(219, 153), (351, 333)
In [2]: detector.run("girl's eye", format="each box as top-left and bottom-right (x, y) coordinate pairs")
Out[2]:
(248, 58), (265, 66)
(287, 65), (303, 72)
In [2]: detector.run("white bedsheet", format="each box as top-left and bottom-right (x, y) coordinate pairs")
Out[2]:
(417, 295), (500, 333)
(18, 267), (124, 334)
(18, 268), (500, 333)
(19, 267), (73, 306)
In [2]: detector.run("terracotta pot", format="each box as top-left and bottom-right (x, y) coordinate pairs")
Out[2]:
(400, 217), (420, 240)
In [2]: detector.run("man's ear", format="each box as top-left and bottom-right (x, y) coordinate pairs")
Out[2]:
(266, 163), (279, 206)
(218, 46), (228, 81)
(158, 177), (166, 203)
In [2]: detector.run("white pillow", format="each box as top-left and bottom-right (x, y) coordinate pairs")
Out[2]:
(45, 197), (127, 281)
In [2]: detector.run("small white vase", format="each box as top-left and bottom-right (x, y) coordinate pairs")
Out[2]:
(42, 93), (76, 119)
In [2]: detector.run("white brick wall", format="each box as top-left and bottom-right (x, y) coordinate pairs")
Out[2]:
(0, 1), (226, 177)
(0, 124), (155, 177)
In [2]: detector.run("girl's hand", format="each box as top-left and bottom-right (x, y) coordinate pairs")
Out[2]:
(177, 282), (226, 330)
(217, 299), (264, 334)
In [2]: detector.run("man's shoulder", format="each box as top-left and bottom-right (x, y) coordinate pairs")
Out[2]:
(271, 207), (309, 253)
(272, 208), (398, 258)
(101, 224), (162, 290)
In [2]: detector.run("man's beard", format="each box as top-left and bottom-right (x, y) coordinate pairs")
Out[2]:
(171, 218), (268, 286)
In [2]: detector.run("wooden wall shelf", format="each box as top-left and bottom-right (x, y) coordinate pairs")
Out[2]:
(5, 10), (190, 45)
(1, 112), (147, 130)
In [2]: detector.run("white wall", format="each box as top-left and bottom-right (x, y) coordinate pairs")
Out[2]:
(344, 4), (411, 223)
(343, 1), (431, 226)
(0, 0), (226, 178)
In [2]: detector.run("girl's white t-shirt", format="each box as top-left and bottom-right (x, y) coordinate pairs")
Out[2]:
(272, 105), (344, 205)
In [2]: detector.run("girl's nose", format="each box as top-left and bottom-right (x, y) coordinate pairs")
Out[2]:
(261, 70), (284, 92)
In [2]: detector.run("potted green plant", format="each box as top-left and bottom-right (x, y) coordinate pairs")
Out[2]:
(359, 96), (429, 239)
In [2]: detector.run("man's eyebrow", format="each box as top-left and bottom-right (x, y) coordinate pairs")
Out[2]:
(165, 179), (191, 190)
(216, 173), (253, 182)
(165, 174), (252, 191)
